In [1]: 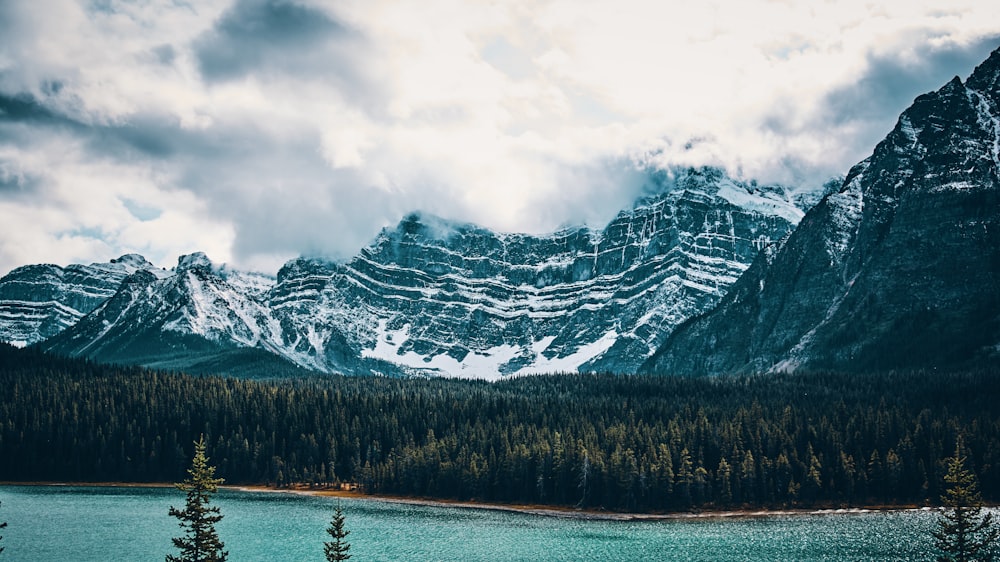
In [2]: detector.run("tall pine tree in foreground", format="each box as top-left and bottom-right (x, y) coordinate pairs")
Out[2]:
(167, 435), (228, 562)
(933, 440), (998, 562)
(0, 500), (6, 555)
(324, 501), (351, 561)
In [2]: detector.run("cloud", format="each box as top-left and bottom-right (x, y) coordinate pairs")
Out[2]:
(0, 0), (999, 276)
(0, 93), (65, 124)
(0, 131), (234, 274)
(823, 39), (1000, 124)
(195, 0), (354, 81)
(752, 32), (1000, 184)
(818, 33), (1000, 128)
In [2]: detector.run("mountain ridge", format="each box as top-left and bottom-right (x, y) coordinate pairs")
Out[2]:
(264, 166), (808, 378)
(0, 254), (168, 347)
(643, 46), (1000, 375)
(8, 166), (812, 378)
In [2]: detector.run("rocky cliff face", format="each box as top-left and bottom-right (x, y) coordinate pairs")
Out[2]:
(643, 47), (1000, 375)
(268, 167), (806, 378)
(14, 168), (809, 378)
(0, 254), (167, 347)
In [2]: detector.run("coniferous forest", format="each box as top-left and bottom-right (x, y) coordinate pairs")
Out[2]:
(1, 343), (998, 513)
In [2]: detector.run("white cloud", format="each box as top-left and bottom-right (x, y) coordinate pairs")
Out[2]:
(0, 135), (233, 272)
(0, 0), (998, 275)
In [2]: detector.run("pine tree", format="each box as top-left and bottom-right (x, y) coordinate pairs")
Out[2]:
(0, 500), (6, 555)
(167, 435), (228, 562)
(577, 449), (591, 508)
(933, 441), (998, 562)
(324, 501), (351, 561)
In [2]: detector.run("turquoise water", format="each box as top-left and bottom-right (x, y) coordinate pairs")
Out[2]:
(0, 485), (943, 561)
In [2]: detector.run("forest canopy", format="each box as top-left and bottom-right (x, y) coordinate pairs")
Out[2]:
(0, 343), (998, 512)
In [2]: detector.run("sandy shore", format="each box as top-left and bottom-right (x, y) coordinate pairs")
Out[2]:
(1, 480), (940, 521)
(229, 484), (936, 521)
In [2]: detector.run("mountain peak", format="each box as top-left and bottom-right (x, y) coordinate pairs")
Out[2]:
(109, 254), (153, 269)
(275, 256), (338, 282)
(643, 43), (1000, 376)
(395, 211), (481, 241)
(634, 166), (809, 225)
(176, 252), (212, 273)
(967, 46), (1000, 93)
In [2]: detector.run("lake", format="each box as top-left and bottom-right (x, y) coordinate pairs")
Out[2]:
(0, 485), (946, 561)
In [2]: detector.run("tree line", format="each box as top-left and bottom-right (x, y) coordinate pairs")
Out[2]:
(0, 343), (999, 512)
(161, 434), (992, 562)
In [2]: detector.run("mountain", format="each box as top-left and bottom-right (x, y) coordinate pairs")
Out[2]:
(38, 252), (324, 377)
(265, 168), (807, 378)
(15, 168), (811, 378)
(0, 254), (168, 347)
(643, 47), (1000, 375)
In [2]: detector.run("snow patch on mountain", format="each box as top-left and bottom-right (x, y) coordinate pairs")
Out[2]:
(362, 319), (520, 380)
(714, 178), (805, 224)
(361, 320), (620, 380)
(516, 331), (620, 375)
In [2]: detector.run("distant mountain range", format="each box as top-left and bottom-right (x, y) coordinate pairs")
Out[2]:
(2, 168), (811, 378)
(4, 46), (999, 378)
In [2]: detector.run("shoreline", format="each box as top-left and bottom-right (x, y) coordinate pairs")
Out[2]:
(258, 487), (938, 521)
(0, 481), (939, 521)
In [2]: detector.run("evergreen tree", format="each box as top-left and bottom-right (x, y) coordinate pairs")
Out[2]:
(0, 500), (6, 555)
(577, 449), (591, 508)
(167, 436), (228, 562)
(324, 501), (351, 561)
(933, 441), (998, 562)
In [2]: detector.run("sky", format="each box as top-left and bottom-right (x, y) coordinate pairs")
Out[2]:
(1, 0), (999, 276)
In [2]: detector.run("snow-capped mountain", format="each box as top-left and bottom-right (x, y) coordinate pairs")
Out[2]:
(643, 46), (1000, 375)
(39, 252), (315, 376)
(270, 167), (806, 378)
(23, 167), (809, 378)
(0, 254), (168, 347)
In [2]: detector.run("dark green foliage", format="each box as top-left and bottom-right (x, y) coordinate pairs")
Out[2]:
(933, 441), (999, 562)
(1, 500), (6, 555)
(166, 436), (228, 562)
(324, 502), (351, 561)
(1, 343), (999, 512)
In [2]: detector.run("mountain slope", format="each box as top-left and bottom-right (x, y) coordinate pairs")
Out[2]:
(643, 47), (1000, 375)
(0, 254), (167, 347)
(39, 253), (320, 377)
(270, 167), (807, 378)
